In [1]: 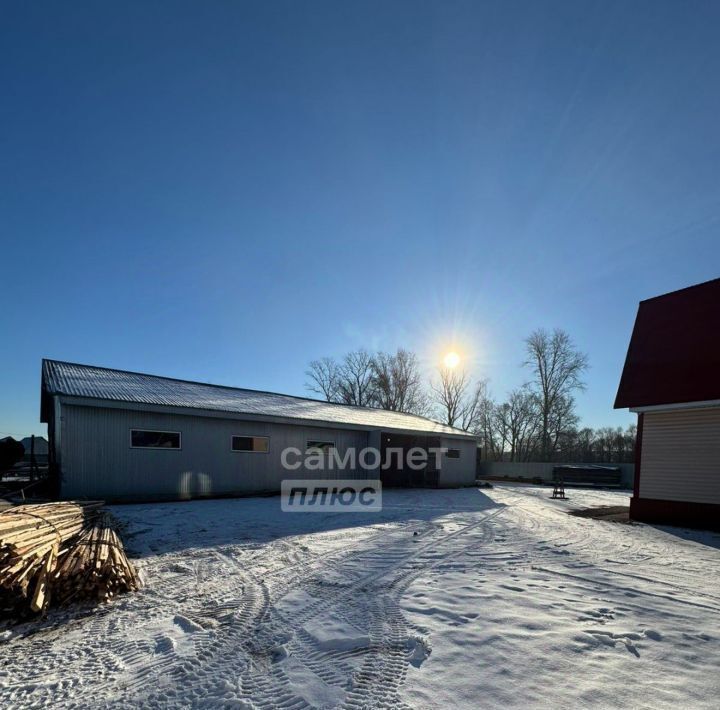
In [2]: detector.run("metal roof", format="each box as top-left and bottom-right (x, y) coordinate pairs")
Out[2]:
(41, 359), (476, 438)
(614, 277), (720, 409)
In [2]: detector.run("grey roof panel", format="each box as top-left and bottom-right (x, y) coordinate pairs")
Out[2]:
(42, 360), (476, 438)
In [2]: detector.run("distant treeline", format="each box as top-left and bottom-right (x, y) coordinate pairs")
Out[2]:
(306, 328), (635, 464)
(480, 423), (636, 464)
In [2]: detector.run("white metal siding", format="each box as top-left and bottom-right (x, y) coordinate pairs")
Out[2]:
(640, 407), (720, 504)
(58, 403), (479, 499)
(437, 438), (477, 486)
(60, 404), (370, 500)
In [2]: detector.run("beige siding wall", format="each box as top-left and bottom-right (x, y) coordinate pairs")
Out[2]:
(640, 407), (720, 504)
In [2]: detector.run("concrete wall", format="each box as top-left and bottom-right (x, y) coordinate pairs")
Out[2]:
(640, 407), (720, 504)
(477, 460), (635, 489)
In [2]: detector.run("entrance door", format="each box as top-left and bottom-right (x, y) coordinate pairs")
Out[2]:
(380, 432), (441, 488)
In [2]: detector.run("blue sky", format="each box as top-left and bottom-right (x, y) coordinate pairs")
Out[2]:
(2, 0), (720, 439)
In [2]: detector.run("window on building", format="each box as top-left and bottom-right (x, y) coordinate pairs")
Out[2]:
(446, 448), (461, 459)
(306, 440), (335, 454)
(231, 435), (269, 453)
(130, 430), (181, 449)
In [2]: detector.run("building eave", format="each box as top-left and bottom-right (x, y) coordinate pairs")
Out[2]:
(630, 398), (720, 414)
(56, 395), (480, 441)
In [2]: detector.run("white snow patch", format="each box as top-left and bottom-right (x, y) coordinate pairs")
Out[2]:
(275, 588), (318, 616)
(284, 657), (346, 708)
(303, 617), (370, 652)
(0, 486), (718, 709)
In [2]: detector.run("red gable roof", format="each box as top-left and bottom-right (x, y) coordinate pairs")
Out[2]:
(614, 277), (720, 409)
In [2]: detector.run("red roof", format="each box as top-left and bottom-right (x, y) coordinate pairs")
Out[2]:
(614, 278), (720, 409)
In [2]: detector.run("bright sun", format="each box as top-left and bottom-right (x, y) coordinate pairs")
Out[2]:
(443, 351), (460, 369)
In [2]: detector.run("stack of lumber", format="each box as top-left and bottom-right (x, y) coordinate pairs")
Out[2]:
(0, 501), (139, 617)
(52, 519), (140, 605)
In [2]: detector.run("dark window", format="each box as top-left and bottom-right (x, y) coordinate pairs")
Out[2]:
(306, 440), (335, 454)
(446, 448), (461, 459)
(130, 430), (181, 449)
(231, 436), (269, 453)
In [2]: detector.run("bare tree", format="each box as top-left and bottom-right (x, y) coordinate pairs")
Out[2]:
(476, 393), (504, 461)
(575, 427), (595, 461)
(431, 368), (488, 432)
(337, 349), (376, 407)
(625, 423), (637, 462)
(488, 388), (540, 462)
(305, 357), (341, 402)
(503, 388), (541, 462)
(371, 349), (428, 414)
(547, 394), (579, 460)
(431, 368), (467, 427)
(546, 423), (636, 463)
(490, 402), (512, 460)
(524, 328), (589, 461)
(459, 379), (489, 432)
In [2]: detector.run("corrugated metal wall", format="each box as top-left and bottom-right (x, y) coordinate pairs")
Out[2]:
(58, 402), (478, 500)
(60, 403), (370, 500)
(438, 437), (478, 486)
(640, 407), (720, 504)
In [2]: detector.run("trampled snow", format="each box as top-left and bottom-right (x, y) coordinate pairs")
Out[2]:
(1, 485), (719, 708)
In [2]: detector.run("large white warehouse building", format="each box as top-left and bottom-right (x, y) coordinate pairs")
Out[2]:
(41, 360), (478, 501)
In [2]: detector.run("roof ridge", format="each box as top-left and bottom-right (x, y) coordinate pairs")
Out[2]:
(640, 276), (720, 304)
(41, 358), (469, 434)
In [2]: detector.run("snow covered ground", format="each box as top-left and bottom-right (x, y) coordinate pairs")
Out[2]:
(1, 484), (719, 709)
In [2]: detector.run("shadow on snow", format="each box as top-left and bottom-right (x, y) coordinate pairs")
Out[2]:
(113, 487), (503, 558)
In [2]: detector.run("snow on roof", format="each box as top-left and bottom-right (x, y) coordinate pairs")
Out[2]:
(614, 277), (720, 409)
(41, 359), (475, 438)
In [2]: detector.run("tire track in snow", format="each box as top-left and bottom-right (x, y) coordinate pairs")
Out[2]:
(70, 522), (432, 708)
(119, 550), (278, 708)
(87, 525), (420, 706)
(239, 505), (507, 709)
(114, 524), (424, 707)
(0, 493), (509, 709)
(341, 510), (501, 709)
(498, 487), (720, 604)
(128, 505), (507, 709)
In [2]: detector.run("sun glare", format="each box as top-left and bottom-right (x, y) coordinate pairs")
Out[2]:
(443, 351), (460, 369)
